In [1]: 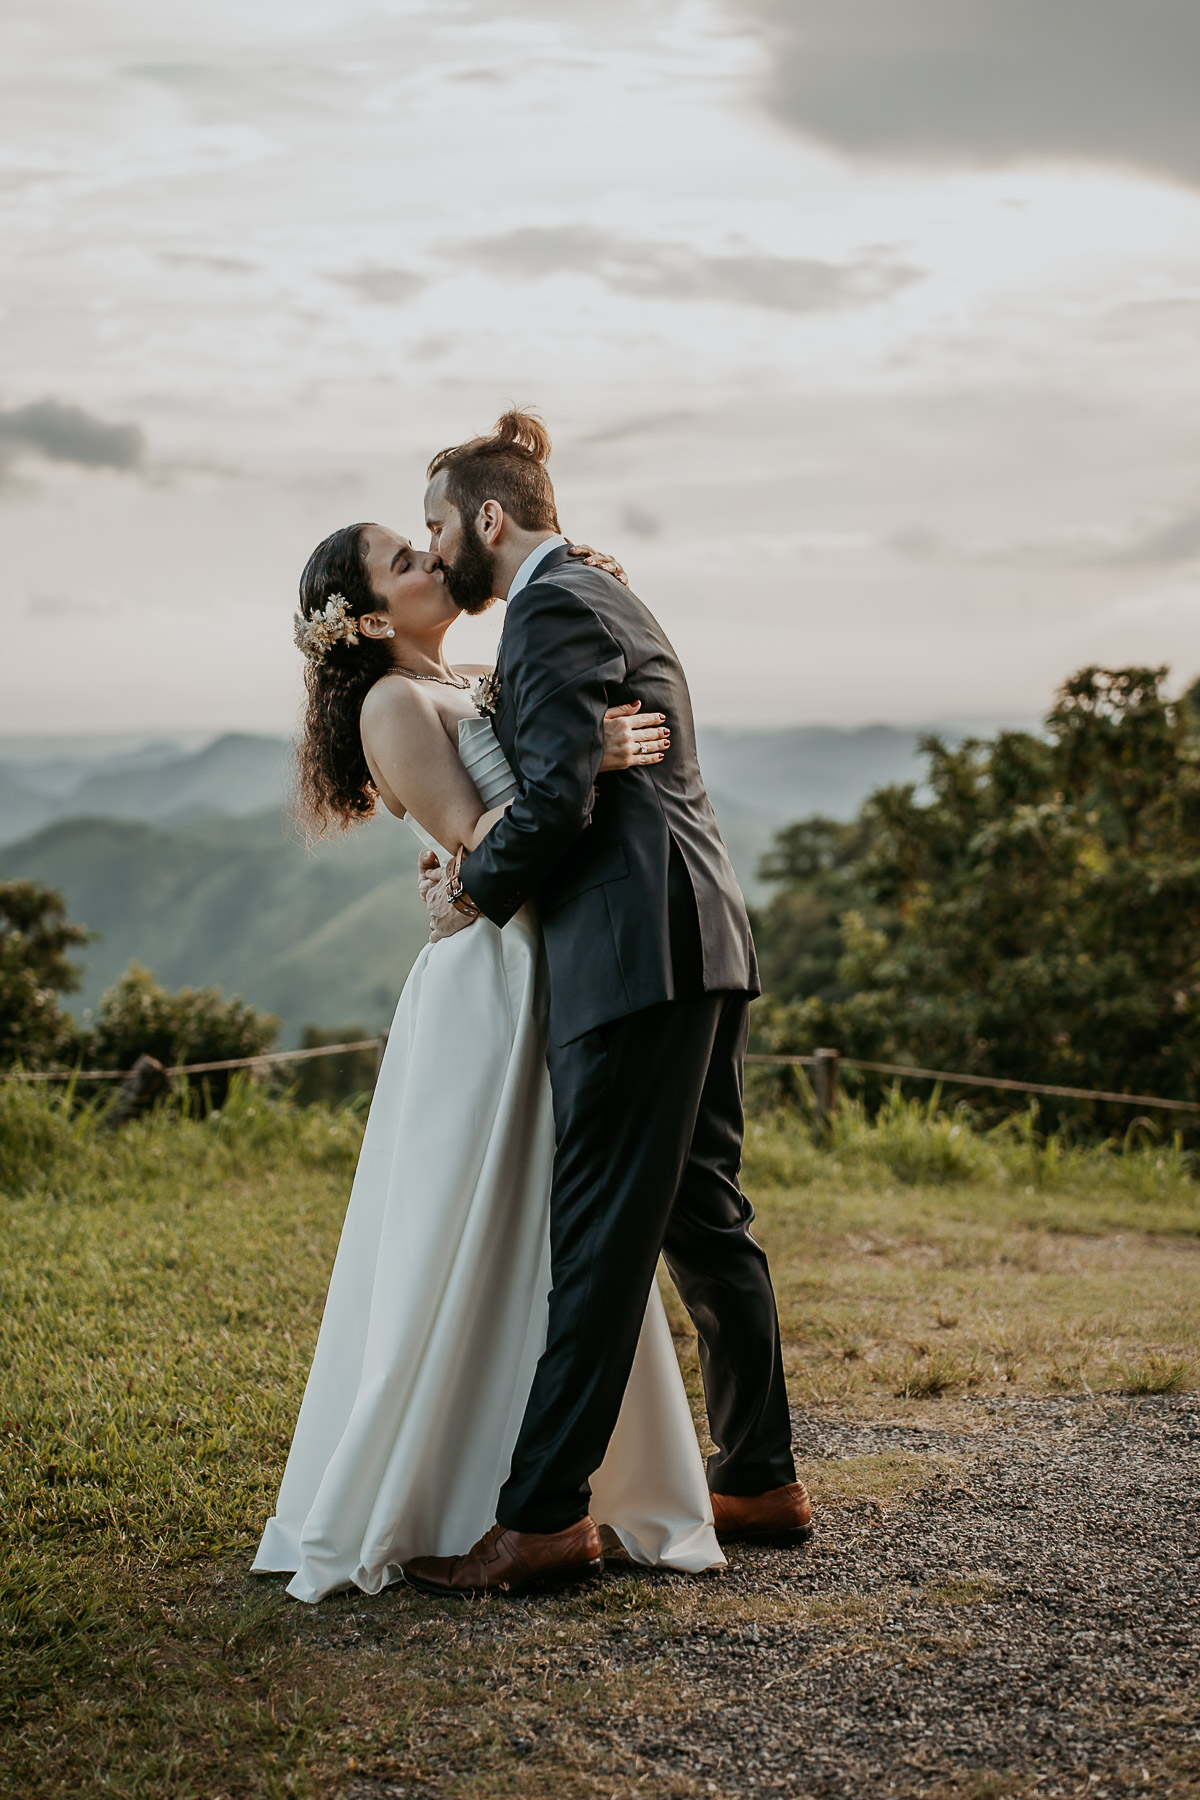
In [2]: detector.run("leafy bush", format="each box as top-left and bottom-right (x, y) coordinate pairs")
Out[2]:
(81, 963), (278, 1100)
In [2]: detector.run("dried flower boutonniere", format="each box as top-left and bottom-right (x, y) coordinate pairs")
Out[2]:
(471, 670), (502, 717)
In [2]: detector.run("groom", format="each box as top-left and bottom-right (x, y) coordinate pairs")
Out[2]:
(405, 410), (810, 1596)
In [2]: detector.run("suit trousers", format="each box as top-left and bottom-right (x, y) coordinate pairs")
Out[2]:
(495, 987), (797, 1535)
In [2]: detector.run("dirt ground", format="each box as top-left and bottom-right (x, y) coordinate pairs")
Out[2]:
(338, 1393), (1198, 1800)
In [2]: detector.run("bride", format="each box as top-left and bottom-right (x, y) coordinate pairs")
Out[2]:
(252, 520), (724, 1602)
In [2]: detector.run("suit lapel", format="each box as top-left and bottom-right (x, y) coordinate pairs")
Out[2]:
(493, 544), (573, 765)
(492, 637), (517, 762)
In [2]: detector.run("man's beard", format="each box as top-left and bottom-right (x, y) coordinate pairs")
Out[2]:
(444, 520), (498, 616)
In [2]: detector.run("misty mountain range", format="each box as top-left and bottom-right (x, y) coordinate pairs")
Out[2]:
(0, 733), (290, 839)
(0, 726), (935, 1043)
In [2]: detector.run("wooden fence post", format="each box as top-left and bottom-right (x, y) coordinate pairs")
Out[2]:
(813, 1047), (841, 1128)
(102, 1054), (167, 1130)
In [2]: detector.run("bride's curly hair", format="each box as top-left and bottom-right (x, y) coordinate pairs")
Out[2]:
(293, 523), (392, 837)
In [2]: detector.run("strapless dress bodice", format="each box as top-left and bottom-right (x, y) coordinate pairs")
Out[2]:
(404, 716), (518, 858)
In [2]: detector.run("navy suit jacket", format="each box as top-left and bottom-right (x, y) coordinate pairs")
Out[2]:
(460, 546), (757, 1045)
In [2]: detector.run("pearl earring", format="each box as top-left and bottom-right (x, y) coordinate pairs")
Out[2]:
(385, 628), (395, 638)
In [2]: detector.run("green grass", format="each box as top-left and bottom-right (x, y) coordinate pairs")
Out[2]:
(0, 1081), (366, 1797)
(706, 1098), (1200, 1415)
(1, 1079), (1198, 1797)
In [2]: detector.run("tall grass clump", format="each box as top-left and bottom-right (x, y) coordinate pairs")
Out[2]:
(0, 1073), (364, 1206)
(1122, 1354), (1191, 1395)
(742, 1085), (1199, 1233)
(0, 1077), (96, 1195)
(834, 1088), (994, 1186)
(744, 1087), (997, 1191)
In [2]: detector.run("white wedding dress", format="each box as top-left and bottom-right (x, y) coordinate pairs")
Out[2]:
(253, 714), (723, 1602)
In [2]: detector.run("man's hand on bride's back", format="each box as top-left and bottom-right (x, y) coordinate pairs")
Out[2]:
(417, 848), (441, 902)
(419, 849), (480, 944)
(599, 701), (669, 773)
(568, 544), (630, 586)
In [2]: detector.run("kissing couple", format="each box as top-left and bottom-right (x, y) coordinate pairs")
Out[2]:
(253, 410), (811, 1602)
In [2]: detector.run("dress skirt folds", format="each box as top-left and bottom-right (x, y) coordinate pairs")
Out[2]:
(252, 717), (722, 1602)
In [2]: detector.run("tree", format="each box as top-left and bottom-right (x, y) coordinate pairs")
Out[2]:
(750, 816), (877, 1005)
(751, 667), (1200, 1126)
(0, 881), (91, 1067)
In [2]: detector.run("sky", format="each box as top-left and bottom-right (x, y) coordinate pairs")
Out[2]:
(1, 0), (1199, 733)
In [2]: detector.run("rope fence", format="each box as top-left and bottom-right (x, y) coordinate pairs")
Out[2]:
(744, 1050), (1200, 1116)
(2, 1039), (381, 1083)
(4, 1036), (1197, 1117)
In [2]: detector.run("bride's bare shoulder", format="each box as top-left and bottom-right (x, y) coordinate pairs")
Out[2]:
(360, 673), (427, 723)
(451, 663), (493, 677)
(359, 675), (442, 764)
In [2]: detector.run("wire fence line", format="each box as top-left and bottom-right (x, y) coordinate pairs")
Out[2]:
(2, 1039), (381, 1084)
(744, 1053), (1200, 1115)
(3, 1034), (1197, 1115)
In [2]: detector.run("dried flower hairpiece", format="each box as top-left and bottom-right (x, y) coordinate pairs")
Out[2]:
(294, 594), (360, 665)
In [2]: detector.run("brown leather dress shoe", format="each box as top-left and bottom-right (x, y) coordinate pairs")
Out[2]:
(402, 1518), (604, 1598)
(710, 1481), (814, 1547)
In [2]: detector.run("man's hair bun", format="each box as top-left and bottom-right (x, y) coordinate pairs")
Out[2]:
(426, 408), (559, 533)
(486, 409), (552, 465)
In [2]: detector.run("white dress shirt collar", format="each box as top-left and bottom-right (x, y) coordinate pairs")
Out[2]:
(505, 534), (567, 602)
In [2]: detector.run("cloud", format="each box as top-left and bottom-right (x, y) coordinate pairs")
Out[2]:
(26, 590), (104, 618)
(621, 504), (662, 539)
(0, 400), (144, 472)
(1114, 505), (1200, 565)
(409, 335), (453, 362)
(575, 410), (697, 447)
(886, 503), (1200, 568)
(451, 226), (921, 312)
(125, 62), (226, 90)
(332, 267), (428, 305)
(887, 525), (944, 561)
(161, 252), (254, 275)
(742, 0), (1200, 187)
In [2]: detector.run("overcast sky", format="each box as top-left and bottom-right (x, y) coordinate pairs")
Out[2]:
(2, 0), (1199, 733)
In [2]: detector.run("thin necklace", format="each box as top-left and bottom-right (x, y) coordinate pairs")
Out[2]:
(380, 664), (470, 691)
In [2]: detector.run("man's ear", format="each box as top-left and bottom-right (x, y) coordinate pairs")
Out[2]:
(478, 500), (504, 547)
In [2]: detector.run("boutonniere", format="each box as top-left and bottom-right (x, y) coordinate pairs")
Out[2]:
(471, 670), (502, 717)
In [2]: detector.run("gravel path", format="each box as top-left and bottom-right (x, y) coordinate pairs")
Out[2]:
(567, 1394), (1200, 1797)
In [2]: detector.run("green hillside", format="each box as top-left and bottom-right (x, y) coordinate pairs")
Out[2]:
(0, 810), (431, 1044)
